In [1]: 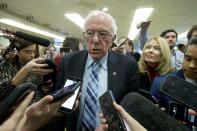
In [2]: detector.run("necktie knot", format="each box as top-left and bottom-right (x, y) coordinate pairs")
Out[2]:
(91, 61), (101, 73)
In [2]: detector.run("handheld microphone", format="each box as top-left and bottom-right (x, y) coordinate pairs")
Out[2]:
(1, 28), (50, 47)
(120, 92), (190, 131)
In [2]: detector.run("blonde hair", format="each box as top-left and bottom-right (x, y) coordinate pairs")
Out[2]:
(138, 37), (174, 75)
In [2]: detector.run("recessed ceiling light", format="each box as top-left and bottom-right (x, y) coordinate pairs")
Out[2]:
(0, 19), (65, 41)
(64, 13), (84, 29)
(103, 7), (108, 12)
(128, 8), (154, 40)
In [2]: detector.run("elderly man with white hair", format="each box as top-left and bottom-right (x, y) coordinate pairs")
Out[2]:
(56, 10), (139, 131)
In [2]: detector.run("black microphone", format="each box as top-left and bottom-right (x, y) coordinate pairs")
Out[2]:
(120, 92), (190, 131)
(1, 28), (50, 47)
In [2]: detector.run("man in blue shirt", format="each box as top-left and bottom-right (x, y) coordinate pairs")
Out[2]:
(56, 10), (139, 131)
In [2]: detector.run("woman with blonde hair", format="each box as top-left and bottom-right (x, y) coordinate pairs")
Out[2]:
(138, 37), (174, 91)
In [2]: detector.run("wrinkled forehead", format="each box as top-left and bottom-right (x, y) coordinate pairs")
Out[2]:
(84, 14), (113, 33)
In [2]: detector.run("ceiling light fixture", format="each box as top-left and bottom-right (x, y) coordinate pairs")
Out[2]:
(64, 13), (84, 29)
(103, 7), (108, 12)
(178, 30), (188, 39)
(0, 19), (65, 41)
(128, 8), (154, 40)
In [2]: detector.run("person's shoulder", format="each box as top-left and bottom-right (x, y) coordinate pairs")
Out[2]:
(153, 71), (179, 84)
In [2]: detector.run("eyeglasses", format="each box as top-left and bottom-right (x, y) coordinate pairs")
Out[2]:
(83, 31), (112, 40)
(23, 50), (39, 54)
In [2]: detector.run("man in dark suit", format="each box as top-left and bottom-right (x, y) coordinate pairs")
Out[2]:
(56, 10), (139, 131)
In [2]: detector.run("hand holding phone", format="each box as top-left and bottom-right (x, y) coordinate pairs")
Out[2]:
(99, 90), (127, 131)
(57, 76), (82, 113)
(140, 21), (151, 28)
(0, 82), (37, 124)
(37, 59), (57, 70)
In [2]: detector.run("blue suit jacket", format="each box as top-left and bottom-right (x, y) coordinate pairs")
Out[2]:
(150, 70), (185, 109)
(56, 50), (140, 131)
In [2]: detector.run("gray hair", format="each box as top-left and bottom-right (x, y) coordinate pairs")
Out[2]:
(83, 10), (117, 36)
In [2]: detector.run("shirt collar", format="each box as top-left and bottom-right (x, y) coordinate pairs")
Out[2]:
(184, 75), (197, 85)
(86, 52), (108, 71)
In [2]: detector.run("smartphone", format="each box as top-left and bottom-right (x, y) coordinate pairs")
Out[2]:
(139, 89), (159, 104)
(140, 20), (151, 28)
(58, 76), (82, 113)
(99, 90), (127, 131)
(118, 38), (129, 48)
(49, 79), (80, 101)
(168, 102), (187, 121)
(168, 101), (197, 126)
(160, 75), (197, 111)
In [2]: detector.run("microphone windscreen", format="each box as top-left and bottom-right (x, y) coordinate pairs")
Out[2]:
(120, 92), (189, 131)
(15, 31), (50, 47)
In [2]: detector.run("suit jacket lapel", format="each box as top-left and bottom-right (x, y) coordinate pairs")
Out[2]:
(107, 51), (119, 91)
(68, 50), (88, 79)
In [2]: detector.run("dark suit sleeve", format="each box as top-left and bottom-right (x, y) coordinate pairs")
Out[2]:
(127, 57), (140, 92)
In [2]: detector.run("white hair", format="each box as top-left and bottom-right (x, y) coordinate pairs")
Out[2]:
(83, 10), (117, 35)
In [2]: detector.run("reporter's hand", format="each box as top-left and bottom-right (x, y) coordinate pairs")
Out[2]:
(24, 58), (53, 75)
(0, 92), (34, 131)
(21, 94), (73, 131)
(95, 124), (107, 131)
(98, 113), (108, 131)
(155, 104), (166, 112)
(136, 21), (150, 31)
(112, 47), (124, 53)
(12, 58), (53, 86)
(41, 79), (54, 94)
(73, 92), (81, 112)
(188, 109), (197, 116)
(113, 102), (147, 131)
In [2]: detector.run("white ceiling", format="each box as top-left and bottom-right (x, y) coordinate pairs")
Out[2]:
(0, 0), (197, 46)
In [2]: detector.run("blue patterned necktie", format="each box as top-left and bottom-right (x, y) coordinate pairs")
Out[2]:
(82, 61), (101, 131)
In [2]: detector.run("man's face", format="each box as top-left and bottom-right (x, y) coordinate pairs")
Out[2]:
(182, 45), (197, 79)
(163, 32), (177, 49)
(18, 44), (37, 65)
(118, 38), (133, 53)
(84, 14), (116, 61)
(191, 30), (197, 39)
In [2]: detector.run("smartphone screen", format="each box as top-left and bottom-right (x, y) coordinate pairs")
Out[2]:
(61, 87), (80, 110)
